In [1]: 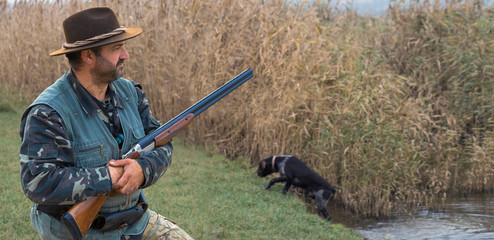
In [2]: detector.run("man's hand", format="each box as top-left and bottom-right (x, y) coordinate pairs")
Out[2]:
(108, 160), (124, 185)
(108, 159), (145, 195)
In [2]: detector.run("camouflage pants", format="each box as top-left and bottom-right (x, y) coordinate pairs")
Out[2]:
(142, 210), (194, 240)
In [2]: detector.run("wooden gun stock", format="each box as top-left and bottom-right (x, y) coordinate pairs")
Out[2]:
(61, 68), (253, 239)
(62, 194), (108, 240)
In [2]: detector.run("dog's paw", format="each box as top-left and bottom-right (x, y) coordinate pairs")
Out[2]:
(263, 184), (271, 189)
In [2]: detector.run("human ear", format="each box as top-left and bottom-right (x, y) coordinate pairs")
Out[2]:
(80, 49), (95, 65)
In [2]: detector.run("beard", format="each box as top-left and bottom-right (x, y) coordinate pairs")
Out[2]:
(90, 56), (124, 86)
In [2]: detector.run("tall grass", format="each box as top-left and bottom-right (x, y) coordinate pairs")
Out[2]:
(1, 0), (493, 217)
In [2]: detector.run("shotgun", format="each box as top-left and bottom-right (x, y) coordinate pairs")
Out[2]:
(62, 68), (254, 240)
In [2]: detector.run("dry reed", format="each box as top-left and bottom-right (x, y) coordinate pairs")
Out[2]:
(1, 0), (493, 217)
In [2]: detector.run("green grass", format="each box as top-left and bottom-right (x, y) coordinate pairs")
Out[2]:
(0, 92), (360, 240)
(0, 90), (38, 239)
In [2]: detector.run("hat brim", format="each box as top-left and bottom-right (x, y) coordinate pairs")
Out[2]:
(49, 27), (143, 56)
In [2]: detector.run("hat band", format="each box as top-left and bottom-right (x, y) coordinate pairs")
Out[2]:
(62, 26), (127, 49)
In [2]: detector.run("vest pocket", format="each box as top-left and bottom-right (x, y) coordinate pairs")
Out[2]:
(74, 140), (107, 167)
(126, 126), (145, 150)
(132, 126), (145, 140)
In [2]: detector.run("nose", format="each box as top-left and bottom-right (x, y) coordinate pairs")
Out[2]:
(120, 46), (129, 60)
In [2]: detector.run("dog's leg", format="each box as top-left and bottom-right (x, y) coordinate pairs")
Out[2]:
(281, 182), (292, 194)
(315, 190), (331, 221)
(264, 176), (288, 189)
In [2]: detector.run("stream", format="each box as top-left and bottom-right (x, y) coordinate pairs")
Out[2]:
(327, 192), (494, 239)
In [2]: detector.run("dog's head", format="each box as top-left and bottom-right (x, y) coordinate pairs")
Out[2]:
(256, 157), (274, 177)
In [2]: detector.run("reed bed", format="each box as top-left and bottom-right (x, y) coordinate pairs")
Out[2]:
(1, 0), (493, 217)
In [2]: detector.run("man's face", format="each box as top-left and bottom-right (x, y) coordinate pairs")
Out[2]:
(90, 41), (129, 85)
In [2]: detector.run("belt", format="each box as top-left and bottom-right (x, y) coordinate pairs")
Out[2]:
(36, 204), (72, 219)
(36, 192), (148, 232)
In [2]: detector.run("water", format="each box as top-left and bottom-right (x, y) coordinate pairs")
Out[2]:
(327, 192), (494, 239)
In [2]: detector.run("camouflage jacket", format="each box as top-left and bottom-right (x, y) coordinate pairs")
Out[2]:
(20, 70), (172, 205)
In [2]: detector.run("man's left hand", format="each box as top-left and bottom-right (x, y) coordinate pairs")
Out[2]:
(109, 159), (144, 195)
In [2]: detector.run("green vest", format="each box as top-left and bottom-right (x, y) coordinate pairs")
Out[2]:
(30, 72), (149, 238)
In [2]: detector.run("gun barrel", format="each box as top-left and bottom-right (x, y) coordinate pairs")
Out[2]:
(126, 68), (253, 153)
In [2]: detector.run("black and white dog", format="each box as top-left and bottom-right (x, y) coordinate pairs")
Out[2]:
(257, 155), (336, 221)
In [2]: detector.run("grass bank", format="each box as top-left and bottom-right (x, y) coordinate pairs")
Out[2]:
(0, 92), (360, 239)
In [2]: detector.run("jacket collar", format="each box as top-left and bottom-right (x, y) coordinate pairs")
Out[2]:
(66, 69), (124, 118)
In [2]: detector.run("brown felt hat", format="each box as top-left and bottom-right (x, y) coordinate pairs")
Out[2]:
(49, 7), (142, 56)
